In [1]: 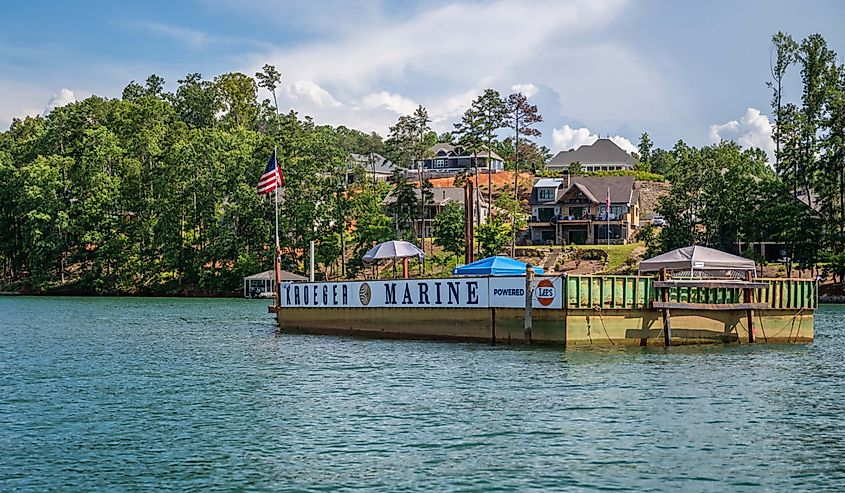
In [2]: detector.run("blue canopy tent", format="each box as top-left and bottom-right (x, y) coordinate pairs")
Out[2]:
(452, 256), (545, 277)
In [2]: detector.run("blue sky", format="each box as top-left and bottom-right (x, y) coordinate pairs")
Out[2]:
(1, 0), (843, 158)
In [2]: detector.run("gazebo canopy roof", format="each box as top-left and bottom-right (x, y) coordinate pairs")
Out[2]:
(243, 269), (308, 282)
(638, 245), (755, 273)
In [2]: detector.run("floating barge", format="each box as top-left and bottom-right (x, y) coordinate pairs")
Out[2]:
(273, 275), (816, 346)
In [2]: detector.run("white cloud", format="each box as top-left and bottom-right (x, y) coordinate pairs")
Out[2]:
(136, 22), (208, 47)
(42, 88), (76, 115)
(131, 21), (271, 50)
(511, 83), (539, 98)
(238, 0), (653, 137)
(708, 107), (774, 162)
(609, 135), (638, 155)
(287, 80), (342, 108)
(552, 124), (637, 154)
(553, 125), (597, 151)
(361, 91), (418, 116)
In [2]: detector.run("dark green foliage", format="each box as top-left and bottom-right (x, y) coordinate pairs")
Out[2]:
(388, 168), (420, 237)
(0, 70), (369, 293)
(583, 170), (665, 182)
(432, 202), (464, 260)
(656, 142), (770, 253)
(476, 215), (510, 258)
(636, 132), (653, 171)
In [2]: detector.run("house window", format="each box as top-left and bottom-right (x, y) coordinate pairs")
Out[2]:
(538, 188), (553, 200)
(595, 224), (624, 240)
(599, 205), (627, 219)
(537, 208), (555, 222)
(435, 159), (446, 168)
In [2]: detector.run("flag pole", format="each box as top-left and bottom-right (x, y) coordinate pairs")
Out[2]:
(274, 147), (282, 308)
(606, 186), (610, 248)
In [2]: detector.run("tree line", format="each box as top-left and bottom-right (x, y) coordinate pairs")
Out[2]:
(0, 67), (544, 293)
(636, 32), (844, 282)
(2, 30), (842, 293)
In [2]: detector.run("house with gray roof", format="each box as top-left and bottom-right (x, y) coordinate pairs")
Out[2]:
(383, 186), (489, 239)
(348, 153), (395, 183)
(527, 174), (640, 245)
(414, 143), (504, 175)
(547, 138), (637, 173)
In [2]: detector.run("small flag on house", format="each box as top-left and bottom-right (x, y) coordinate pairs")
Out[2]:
(257, 150), (284, 195)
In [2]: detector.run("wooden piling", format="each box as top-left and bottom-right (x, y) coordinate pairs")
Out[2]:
(491, 307), (497, 346)
(660, 268), (672, 347)
(745, 270), (756, 343)
(524, 265), (534, 344)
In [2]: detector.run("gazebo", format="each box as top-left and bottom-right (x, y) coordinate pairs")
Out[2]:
(638, 245), (756, 277)
(243, 269), (307, 298)
(638, 245), (767, 347)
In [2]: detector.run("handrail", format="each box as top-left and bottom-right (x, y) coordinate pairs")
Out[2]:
(564, 274), (817, 310)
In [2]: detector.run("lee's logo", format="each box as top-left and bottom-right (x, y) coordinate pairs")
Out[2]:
(535, 279), (556, 306)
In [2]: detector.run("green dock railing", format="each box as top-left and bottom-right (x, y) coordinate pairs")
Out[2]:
(565, 275), (653, 309)
(755, 278), (818, 309)
(564, 275), (817, 310)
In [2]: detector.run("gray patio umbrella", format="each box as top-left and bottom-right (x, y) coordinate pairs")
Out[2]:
(362, 240), (425, 263)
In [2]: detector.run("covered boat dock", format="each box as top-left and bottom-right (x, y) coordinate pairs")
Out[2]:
(244, 269), (307, 298)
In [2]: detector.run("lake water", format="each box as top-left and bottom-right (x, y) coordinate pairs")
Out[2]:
(1, 297), (844, 492)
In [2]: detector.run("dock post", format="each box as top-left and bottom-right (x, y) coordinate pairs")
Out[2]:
(491, 307), (497, 346)
(745, 270), (756, 343)
(524, 265), (534, 344)
(660, 268), (672, 347)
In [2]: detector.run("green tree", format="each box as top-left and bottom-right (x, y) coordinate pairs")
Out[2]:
(471, 89), (506, 209)
(173, 73), (220, 128)
(505, 91), (542, 256)
(255, 64), (282, 116)
(214, 72), (258, 128)
(388, 168), (420, 238)
(432, 202), (465, 261)
(495, 183), (528, 246)
(656, 141), (772, 253)
(636, 132), (653, 171)
(769, 32), (799, 172)
(476, 215), (511, 258)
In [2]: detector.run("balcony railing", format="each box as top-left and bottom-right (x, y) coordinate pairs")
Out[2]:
(529, 213), (630, 225)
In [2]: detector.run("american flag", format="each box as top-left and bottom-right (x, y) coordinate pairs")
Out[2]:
(257, 150), (284, 195)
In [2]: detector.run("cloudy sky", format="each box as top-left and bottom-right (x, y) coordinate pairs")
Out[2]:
(1, 0), (843, 159)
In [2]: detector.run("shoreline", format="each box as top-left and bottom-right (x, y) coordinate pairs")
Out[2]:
(0, 290), (241, 299)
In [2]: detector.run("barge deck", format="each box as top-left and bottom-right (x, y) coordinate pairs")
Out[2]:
(274, 275), (816, 347)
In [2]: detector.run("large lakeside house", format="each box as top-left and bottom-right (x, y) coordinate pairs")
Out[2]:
(527, 174), (641, 245)
(414, 143), (505, 176)
(546, 138), (637, 173)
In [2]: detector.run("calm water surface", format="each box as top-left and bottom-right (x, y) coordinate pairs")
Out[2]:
(1, 297), (844, 492)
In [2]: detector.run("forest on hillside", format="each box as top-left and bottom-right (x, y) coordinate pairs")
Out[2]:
(1, 31), (844, 294)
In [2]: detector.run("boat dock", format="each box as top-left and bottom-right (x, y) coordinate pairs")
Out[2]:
(273, 274), (816, 346)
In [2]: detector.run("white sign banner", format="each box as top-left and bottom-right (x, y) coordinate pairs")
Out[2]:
(280, 276), (562, 310)
(489, 276), (563, 309)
